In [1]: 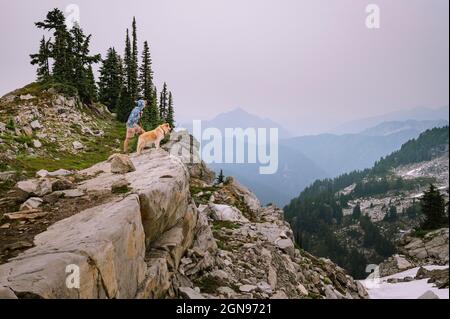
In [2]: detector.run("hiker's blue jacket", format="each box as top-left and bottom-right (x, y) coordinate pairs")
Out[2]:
(126, 100), (145, 128)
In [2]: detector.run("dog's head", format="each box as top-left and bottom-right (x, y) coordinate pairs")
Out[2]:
(160, 123), (172, 134)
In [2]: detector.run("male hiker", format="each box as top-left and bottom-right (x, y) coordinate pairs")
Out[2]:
(123, 99), (146, 153)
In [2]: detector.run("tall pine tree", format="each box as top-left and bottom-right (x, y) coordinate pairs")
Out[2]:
(116, 87), (133, 123)
(159, 82), (168, 120)
(130, 17), (139, 101)
(142, 87), (160, 130)
(30, 36), (51, 81)
(98, 47), (123, 111)
(70, 23), (100, 103)
(166, 91), (175, 128)
(139, 41), (153, 102)
(124, 29), (132, 94)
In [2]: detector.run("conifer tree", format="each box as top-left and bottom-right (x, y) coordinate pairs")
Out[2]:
(35, 8), (72, 82)
(30, 36), (51, 81)
(159, 82), (168, 120)
(124, 29), (132, 93)
(70, 23), (100, 103)
(86, 65), (98, 102)
(421, 184), (448, 230)
(139, 41), (153, 102)
(216, 170), (225, 184)
(150, 88), (160, 127)
(166, 91), (175, 128)
(142, 87), (160, 130)
(352, 204), (361, 220)
(98, 48), (123, 111)
(116, 87), (133, 123)
(130, 17), (139, 101)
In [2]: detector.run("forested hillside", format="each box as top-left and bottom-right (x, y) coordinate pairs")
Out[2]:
(284, 126), (449, 278)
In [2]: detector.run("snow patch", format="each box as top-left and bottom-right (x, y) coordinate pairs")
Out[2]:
(361, 265), (449, 299)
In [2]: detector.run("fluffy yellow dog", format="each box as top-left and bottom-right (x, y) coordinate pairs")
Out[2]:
(136, 123), (172, 155)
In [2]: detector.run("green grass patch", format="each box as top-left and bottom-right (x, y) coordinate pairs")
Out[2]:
(189, 185), (219, 196)
(411, 228), (429, 238)
(323, 277), (332, 285)
(212, 220), (240, 231)
(6, 118), (15, 130)
(13, 81), (78, 98)
(13, 135), (33, 145)
(9, 120), (127, 176)
(112, 185), (131, 194)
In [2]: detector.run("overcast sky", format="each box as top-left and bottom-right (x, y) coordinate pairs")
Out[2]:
(0, 0), (448, 134)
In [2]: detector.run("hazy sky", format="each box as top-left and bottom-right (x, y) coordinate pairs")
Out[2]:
(0, 0), (448, 134)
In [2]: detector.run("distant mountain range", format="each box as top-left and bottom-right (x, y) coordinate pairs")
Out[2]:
(330, 106), (449, 135)
(282, 119), (448, 178)
(359, 119), (449, 136)
(181, 107), (448, 206)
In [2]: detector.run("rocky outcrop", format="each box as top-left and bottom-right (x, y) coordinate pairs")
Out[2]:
(378, 254), (414, 277)
(167, 173), (368, 299)
(398, 228), (449, 265)
(416, 267), (449, 289)
(0, 133), (368, 299)
(0, 149), (197, 299)
(0, 195), (145, 298)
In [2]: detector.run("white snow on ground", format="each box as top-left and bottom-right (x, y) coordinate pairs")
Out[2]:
(360, 265), (449, 299)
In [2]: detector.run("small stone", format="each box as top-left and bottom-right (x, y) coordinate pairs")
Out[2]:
(72, 141), (84, 150)
(22, 126), (33, 137)
(180, 257), (192, 265)
(217, 286), (236, 298)
(48, 169), (72, 177)
(30, 120), (42, 130)
(4, 210), (48, 220)
(20, 94), (34, 100)
(16, 178), (52, 197)
(33, 139), (42, 148)
(52, 179), (74, 191)
(270, 290), (288, 299)
(239, 284), (257, 293)
(256, 281), (273, 294)
(210, 270), (229, 281)
(297, 283), (308, 296)
(108, 154), (136, 174)
(0, 223), (11, 229)
(178, 287), (205, 299)
(0, 122), (6, 132)
(36, 169), (49, 178)
(53, 189), (84, 198)
(20, 197), (43, 211)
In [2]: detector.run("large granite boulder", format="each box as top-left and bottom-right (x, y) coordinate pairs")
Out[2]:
(0, 195), (146, 298)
